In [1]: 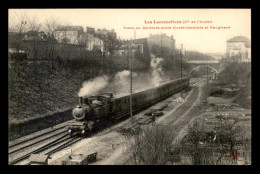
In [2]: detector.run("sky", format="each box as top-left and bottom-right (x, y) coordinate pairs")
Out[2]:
(8, 9), (251, 54)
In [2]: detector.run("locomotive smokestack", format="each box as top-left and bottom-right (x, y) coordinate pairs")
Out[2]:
(83, 96), (88, 105)
(79, 97), (83, 105)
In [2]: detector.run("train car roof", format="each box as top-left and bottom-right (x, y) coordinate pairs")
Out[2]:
(112, 76), (189, 99)
(98, 94), (111, 98)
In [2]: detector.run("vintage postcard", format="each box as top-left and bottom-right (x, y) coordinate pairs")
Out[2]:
(8, 8), (251, 165)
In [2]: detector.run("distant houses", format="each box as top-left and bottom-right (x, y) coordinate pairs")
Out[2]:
(147, 33), (176, 54)
(114, 38), (149, 57)
(54, 26), (84, 45)
(8, 26), (177, 61)
(225, 36), (251, 63)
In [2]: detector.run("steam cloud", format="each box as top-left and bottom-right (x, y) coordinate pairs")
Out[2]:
(78, 55), (171, 97)
(110, 70), (137, 93)
(78, 75), (109, 97)
(150, 54), (165, 87)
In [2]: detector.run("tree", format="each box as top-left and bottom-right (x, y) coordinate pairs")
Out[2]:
(26, 15), (42, 61)
(181, 122), (215, 165)
(181, 118), (249, 165)
(43, 17), (61, 61)
(8, 12), (29, 53)
(218, 62), (251, 90)
(127, 124), (177, 165)
(216, 118), (246, 151)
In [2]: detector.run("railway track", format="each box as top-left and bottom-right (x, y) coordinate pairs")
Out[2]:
(9, 133), (83, 165)
(24, 137), (83, 165)
(118, 78), (204, 135)
(45, 136), (83, 155)
(8, 124), (84, 165)
(167, 78), (206, 126)
(121, 78), (205, 165)
(9, 125), (66, 148)
(9, 129), (67, 155)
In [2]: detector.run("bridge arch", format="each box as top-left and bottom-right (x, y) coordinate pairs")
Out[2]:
(190, 65), (219, 75)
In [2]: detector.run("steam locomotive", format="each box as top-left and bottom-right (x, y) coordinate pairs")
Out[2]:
(67, 76), (190, 136)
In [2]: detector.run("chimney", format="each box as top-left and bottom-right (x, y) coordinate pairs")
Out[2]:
(108, 93), (113, 98)
(79, 97), (83, 105)
(83, 96), (88, 105)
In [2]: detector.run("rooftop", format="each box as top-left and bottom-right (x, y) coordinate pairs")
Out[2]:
(56, 26), (83, 31)
(227, 36), (251, 48)
(227, 36), (250, 42)
(121, 38), (148, 44)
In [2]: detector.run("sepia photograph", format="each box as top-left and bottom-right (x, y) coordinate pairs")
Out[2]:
(8, 8), (251, 165)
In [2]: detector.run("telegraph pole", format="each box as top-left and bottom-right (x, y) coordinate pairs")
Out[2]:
(207, 54), (208, 86)
(160, 33), (162, 57)
(130, 45), (133, 119)
(130, 29), (135, 120)
(180, 44), (183, 98)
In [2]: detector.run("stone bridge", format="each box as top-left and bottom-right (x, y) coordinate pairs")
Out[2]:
(186, 60), (227, 79)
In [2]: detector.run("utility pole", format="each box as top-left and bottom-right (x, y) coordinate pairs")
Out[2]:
(207, 54), (208, 86)
(180, 44), (183, 98)
(130, 29), (135, 121)
(160, 33), (162, 57)
(130, 42), (133, 119)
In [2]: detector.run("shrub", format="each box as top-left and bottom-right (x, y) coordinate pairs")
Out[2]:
(126, 124), (177, 165)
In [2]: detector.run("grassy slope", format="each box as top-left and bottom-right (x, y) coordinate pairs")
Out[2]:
(8, 59), (115, 124)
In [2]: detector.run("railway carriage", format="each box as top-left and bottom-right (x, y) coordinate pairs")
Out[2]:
(67, 76), (190, 136)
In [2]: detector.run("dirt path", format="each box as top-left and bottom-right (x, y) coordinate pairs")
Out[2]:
(93, 146), (125, 165)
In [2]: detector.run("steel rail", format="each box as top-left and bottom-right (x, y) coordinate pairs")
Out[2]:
(9, 126), (67, 148)
(9, 134), (71, 165)
(9, 130), (67, 155)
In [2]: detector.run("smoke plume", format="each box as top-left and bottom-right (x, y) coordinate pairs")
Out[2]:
(78, 75), (109, 97)
(150, 54), (166, 87)
(77, 55), (172, 97)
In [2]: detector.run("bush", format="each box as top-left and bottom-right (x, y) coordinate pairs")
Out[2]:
(209, 88), (225, 97)
(209, 103), (215, 107)
(10, 53), (27, 61)
(126, 124), (177, 165)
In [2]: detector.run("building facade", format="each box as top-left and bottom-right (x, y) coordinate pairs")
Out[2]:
(115, 38), (149, 57)
(226, 36), (251, 62)
(85, 27), (117, 56)
(147, 33), (176, 53)
(54, 26), (84, 45)
(85, 33), (104, 52)
(96, 28), (117, 40)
